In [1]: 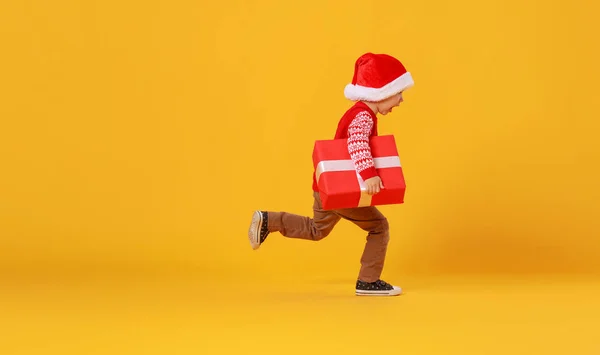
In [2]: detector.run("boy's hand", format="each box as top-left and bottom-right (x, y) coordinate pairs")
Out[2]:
(364, 176), (384, 195)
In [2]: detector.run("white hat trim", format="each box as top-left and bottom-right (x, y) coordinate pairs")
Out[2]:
(344, 72), (414, 102)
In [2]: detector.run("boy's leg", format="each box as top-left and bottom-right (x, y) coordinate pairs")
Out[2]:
(333, 205), (390, 283)
(333, 205), (400, 296)
(248, 192), (341, 250)
(267, 191), (341, 240)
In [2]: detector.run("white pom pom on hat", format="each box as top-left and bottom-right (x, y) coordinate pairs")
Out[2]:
(344, 53), (414, 102)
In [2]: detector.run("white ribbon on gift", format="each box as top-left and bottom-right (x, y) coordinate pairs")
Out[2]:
(315, 156), (401, 207)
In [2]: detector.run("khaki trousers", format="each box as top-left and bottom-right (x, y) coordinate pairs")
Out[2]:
(267, 191), (390, 283)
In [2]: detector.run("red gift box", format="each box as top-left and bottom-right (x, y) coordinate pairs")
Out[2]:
(312, 135), (406, 210)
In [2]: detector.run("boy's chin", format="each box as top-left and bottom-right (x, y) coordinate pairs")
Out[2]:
(382, 108), (395, 115)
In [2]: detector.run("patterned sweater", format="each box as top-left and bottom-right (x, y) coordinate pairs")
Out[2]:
(312, 101), (378, 192)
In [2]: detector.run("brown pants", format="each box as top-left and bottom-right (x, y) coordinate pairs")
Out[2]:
(267, 191), (390, 283)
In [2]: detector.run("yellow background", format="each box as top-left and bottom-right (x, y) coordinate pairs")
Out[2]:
(1, 0), (600, 354)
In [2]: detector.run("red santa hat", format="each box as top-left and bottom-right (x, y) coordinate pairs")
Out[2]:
(344, 53), (414, 102)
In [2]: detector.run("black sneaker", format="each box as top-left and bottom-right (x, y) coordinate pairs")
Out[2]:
(248, 211), (269, 250)
(355, 279), (402, 296)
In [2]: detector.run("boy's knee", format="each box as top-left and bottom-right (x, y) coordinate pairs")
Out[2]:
(374, 217), (389, 233)
(370, 218), (390, 242)
(312, 228), (331, 241)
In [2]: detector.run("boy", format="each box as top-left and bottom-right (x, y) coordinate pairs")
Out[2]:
(247, 53), (414, 296)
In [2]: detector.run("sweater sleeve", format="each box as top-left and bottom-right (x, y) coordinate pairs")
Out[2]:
(347, 111), (377, 181)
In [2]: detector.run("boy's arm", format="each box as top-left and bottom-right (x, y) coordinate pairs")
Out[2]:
(347, 111), (378, 181)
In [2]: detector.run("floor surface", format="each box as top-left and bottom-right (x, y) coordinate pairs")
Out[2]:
(1, 273), (599, 355)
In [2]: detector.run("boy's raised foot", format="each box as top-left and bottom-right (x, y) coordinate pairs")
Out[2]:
(248, 210), (269, 250)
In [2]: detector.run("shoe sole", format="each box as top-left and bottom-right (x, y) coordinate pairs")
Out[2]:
(248, 211), (263, 250)
(355, 287), (402, 296)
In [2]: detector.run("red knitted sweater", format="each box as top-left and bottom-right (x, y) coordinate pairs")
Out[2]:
(312, 101), (379, 192)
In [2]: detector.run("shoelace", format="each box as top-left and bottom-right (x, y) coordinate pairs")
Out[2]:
(375, 280), (391, 289)
(260, 213), (269, 242)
